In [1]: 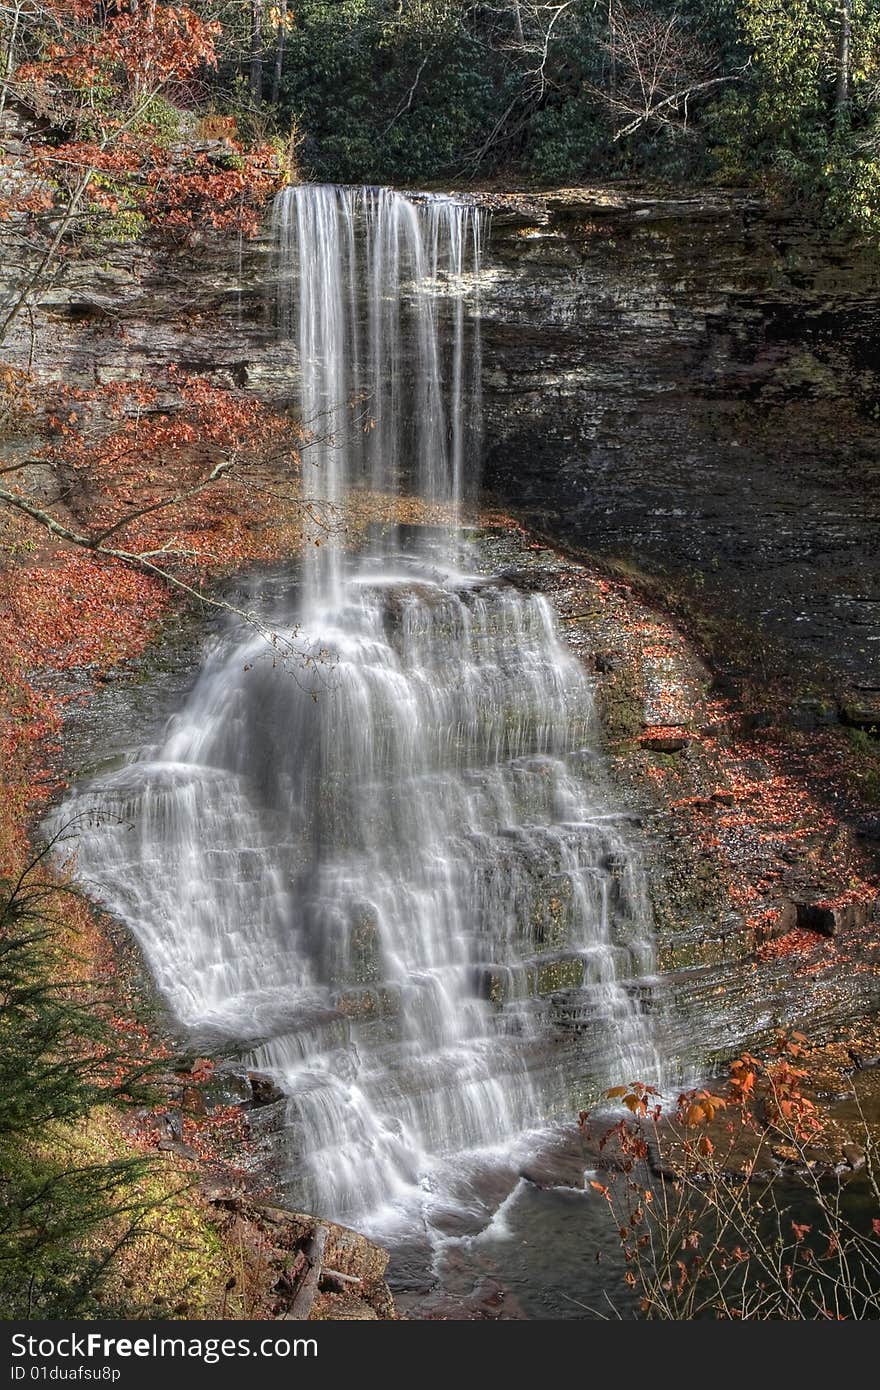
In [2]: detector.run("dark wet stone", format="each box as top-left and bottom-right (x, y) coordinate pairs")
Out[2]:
(794, 897), (875, 937)
(641, 732), (690, 753)
(843, 1143), (866, 1172)
(247, 1071), (286, 1106)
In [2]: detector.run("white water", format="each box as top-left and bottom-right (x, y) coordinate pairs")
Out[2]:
(55, 186), (661, 1235)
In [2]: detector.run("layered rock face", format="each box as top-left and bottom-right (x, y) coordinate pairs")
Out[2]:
(479, 190), (880, 708)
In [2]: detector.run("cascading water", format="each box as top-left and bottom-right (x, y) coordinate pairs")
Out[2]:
(54, 186), (661, 1239)
(270, 185), (484, 605)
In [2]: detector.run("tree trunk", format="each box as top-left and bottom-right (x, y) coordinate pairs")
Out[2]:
(835, 0), (852, 128)
(270, 0), (287, 106)
(285, 1224), (328, 1320)
(608, 0), (617, 115)
(513, 1), (525, 46)
(249, 0), (264, 106)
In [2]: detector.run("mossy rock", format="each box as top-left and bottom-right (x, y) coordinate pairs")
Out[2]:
(598, 667), (647, 742)
(347, 905), (381, 984)
(535, 955), (586, 995)
(475, 963), (538, 1006)
(657, 922), (753, 972)
(530, 878), (575, 951)
(332, 985), (398, 1020)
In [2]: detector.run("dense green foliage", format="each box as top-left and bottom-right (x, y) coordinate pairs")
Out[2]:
(734, 0), (880, 233)
(0, 848), (157, 1317)
(242, 0), (880, 234)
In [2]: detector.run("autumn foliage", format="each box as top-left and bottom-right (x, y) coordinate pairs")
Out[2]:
(1, 1), (285, 346)
(582, 1034), (880, 1319)
(37, 372), (300, 560)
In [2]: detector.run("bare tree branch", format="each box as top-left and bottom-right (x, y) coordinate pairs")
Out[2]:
(612, 72), (743, 142)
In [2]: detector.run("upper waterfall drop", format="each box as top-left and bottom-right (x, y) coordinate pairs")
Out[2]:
(53, 186), (661, 1233)
(270, 185), (484, 611)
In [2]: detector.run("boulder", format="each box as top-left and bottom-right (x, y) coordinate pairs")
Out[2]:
(157, 1138), (198, 1161)
(843, 1143), (866, 1172)
(181, 1085), (207, 1116)
(247, 1071), (285, 1106)
(839, 690), (880, 731)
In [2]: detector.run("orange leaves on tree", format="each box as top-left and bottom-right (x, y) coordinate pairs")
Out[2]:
(677, 1088), (726, 1126)
(774, 1028), (810, 1059)
(728, 1057), (758, 1103)
(33, 371), (300, 569)
(0, 549), (166, 876)
(23, 134), (283, 244)
(0, 369), (303, 874)
(605, 1081), (660, 1118)
(143, 145), (285, 240)
(16, 1), (219, 94)
(10, 553), (167, 673)
(4, 2), (283, 247)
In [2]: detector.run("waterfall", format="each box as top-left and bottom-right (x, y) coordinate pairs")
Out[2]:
(53, 186), (660, 1234)
(270, 186), (483, 609)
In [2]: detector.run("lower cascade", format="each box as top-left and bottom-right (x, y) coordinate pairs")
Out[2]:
(55, 186), (662, 1235)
